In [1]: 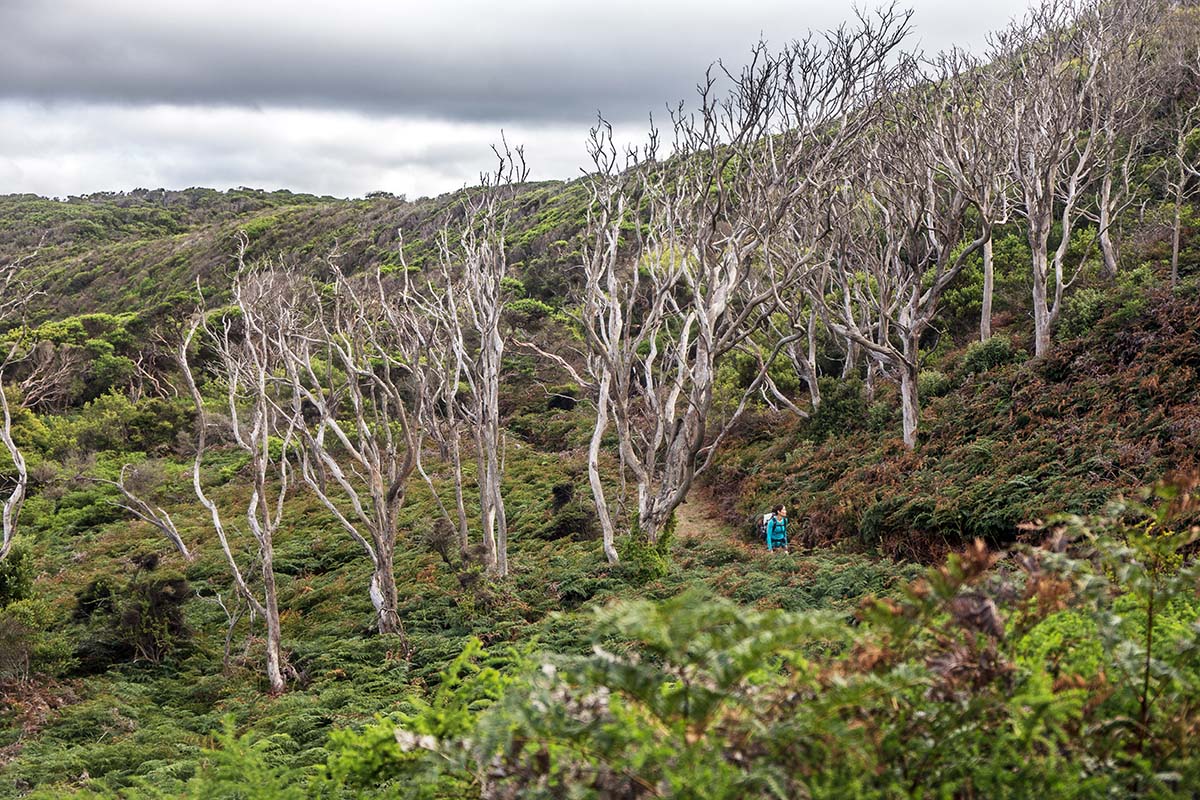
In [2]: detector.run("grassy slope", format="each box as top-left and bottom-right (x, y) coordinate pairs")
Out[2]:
(0, 373), (916, 798)
(2, 183), (590, 321)
(706, 277), (1200, 560)
(0, 187), (1196, 796)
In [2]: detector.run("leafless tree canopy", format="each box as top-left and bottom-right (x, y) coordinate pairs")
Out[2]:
(278, 253), (424, 643)
(538, 8), (916, 546)
(402, 142), (529, 577)
(173, 244), (302, 693)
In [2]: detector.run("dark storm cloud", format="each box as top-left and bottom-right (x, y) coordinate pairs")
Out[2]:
(0, 0), (1025, 125)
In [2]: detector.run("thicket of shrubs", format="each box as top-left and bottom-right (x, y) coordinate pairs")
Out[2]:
(43, 480), (1195, 799)
(710, 277), (1200, 559)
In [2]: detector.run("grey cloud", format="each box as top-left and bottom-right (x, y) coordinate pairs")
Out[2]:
(0, 1), (1034, 199)
(0, 102), (592, 198)
(0, 0), (1030, 125)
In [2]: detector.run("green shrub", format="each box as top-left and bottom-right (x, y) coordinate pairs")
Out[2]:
(0, 546), (34, 608)
(1058, 287), (1108, 340)
(1014, 609), (1104, 678)
(917, 369), (953, 398)
(804, 377), (865, 441)
(536, 500), (598, 542)
(962, 334), (1017, 373)
(74, 393), (193, 453)
(173, 717), (306, 800)
(417, 485), (1200, 798)
(866, 400), (894, 432)
(618, 516), (676, 584)
(0, 597), (76, 677)
(1117, 262), (1156, 292)
(74, 570), (192, 672)
(505, 297), (554, 328)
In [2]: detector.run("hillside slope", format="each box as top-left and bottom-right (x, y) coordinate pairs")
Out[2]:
(708, 276), (1200, 559)
(2, 183), (589, 320)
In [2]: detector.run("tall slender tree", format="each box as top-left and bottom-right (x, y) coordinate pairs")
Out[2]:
(991, 0), (1104, 357)
(0, 254), (41, 563)
(404, 143), (527, 578)
(277, 258), (423, 645)
(178, 259), (300, 694)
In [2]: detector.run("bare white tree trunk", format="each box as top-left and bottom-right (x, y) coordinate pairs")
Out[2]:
(178, 260), (301, 695)
(1031, 232), (1054, 358)
(1171, 181), (1185, 288)
(811, 50), (996, 448)
(405, 144), (527, 578)
(898, 363), (920, 450)
(980, 237), (995, 341)
(1097, 173), (1120, 279)
(0, 256), (37, 563)
(1091, 0), (1160, 281)
(587, 373), (619, 564)
(0, 378), (26, 563)
(94, 463), (193, 561)
(1160, 7), (1200, 288)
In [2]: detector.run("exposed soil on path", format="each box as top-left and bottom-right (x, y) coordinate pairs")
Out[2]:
(675, 490), (758, 553)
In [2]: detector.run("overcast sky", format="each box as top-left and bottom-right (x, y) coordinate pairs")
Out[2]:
(0, 0), (1034, 200)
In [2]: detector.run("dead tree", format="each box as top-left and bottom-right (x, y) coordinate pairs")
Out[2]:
(1159, 2), (1200, 287)
(1086, 0), (1163, 279)
(17, 341), (84, 412)
(814, 60), (994, 449)
(930, 50), (1016, 343)
(0, 255), (37, 562)
(990, 0), (1104, 358)
(178, 264), (299, 695)
(406, 144), (527, 578)
(93, 462), (193, 562)
(403, 282), (473, 562)
(560, 13), (912, 547)
(278, 258), (420, 645)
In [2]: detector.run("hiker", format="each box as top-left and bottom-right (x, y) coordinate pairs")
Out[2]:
(766, 504), (788, 552)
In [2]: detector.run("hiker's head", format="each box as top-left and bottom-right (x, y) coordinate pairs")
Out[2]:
(773, 504), (786, 517)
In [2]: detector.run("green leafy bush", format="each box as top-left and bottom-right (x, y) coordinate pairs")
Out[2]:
(505, 297), (554, 328)
(864, 400), (893, 432)
(0, 546), (34, 607)
(305, 481), (1200, 799)
(0, 597), (76, 677)
(536, 500), (598, 542)
(804, 377), (865, 442)
(74, 569), (192, 672)
(918, 368), (953, 398)
(962, 334), (1017, 373)
(1059, 287), (1108, 340)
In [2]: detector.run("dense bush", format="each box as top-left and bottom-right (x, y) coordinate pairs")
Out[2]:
(804, 377), (866, 442)
(0, 597), (76, 678)
(0, 545), (34, 607)
(536, 499), (599, 542)
(74, 394), (193, 453)
(106, 482), (1198, 799)
(73, 569), (192, 672)
(1059, 286), (1109, 339)
(962, 334), (1017, 373)
(328, 484), (1199, 799)
(917, 368), (954, 398)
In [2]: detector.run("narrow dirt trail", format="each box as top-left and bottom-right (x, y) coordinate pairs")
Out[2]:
(675, 490), (760, 554)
